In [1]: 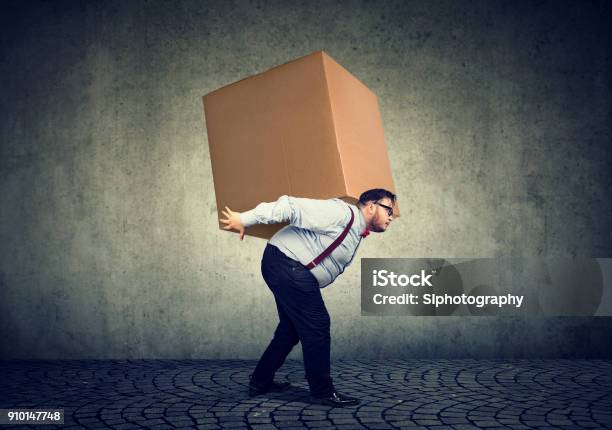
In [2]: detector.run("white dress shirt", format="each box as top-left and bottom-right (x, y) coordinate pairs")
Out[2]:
(240, 195), (366, 288)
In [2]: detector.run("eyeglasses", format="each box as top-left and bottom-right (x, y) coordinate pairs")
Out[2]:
(375, 202), (394, 217)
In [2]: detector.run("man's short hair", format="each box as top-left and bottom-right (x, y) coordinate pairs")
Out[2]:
(358, 188), (397, 207)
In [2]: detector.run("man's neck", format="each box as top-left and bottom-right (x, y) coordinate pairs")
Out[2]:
(358, 206), (372, 230)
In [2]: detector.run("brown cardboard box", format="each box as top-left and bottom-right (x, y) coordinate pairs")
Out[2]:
(203, 51), (397, 239)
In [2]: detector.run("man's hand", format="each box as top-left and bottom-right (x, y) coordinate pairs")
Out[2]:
(220, 206), (245, 240)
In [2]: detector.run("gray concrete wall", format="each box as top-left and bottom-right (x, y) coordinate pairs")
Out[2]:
(1, 0), (611, 359)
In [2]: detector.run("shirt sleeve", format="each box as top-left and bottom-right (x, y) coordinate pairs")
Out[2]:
(239, 195), (348, 234)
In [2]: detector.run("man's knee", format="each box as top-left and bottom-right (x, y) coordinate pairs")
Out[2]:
(273, 327), (299, 346)
(300, 321), (331, 345)
(311, 312), (331, 332)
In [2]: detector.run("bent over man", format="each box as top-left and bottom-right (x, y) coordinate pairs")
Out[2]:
(220, 189), (396, 407)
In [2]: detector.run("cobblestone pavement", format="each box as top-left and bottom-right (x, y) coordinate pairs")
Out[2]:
(1, 359), (611, 429)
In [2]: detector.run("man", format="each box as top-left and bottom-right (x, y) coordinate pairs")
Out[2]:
(219, 189), (396, 407)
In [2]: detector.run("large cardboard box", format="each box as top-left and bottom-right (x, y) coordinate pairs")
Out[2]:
(203, 51), (397, 239)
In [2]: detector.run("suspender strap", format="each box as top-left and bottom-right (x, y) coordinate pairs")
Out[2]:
(305, 205), (354, 270)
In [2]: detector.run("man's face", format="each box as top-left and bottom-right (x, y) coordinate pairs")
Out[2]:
(369, 197), (394, 233)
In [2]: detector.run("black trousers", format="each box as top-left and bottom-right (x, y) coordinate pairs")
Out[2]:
(251, 244), (334, 396)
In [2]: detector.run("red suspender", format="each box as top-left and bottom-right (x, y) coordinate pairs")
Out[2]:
(305, 205), (355, 270)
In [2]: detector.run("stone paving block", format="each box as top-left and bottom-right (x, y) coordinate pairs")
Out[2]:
(364, 423), (397, 429)
(219, 424), (248, 429)
(275, 410), (302, 416)
(274, 415), (301, 421)
(391, 420), (426, 428)
(112, 423), (144, 430)
(415, 418), (444, 425)
(442, 417), (472, 424)
(102, 418), (128, 425)
(305, 421), (335, 427)
(356, 411), (385, 418)
(451, 424), (483, 430)
(250, 419), (275, 426)
(472, 420), (506, 427)
(166, 417), (196, 426)
(574, 421), (601, 428)
(411, 413), (439, 420)
(218, 415), (246, 422)
(147, 425), (175, 430)
(359, 417), (388, 423)
(334, 425), (368, 430)
(251, 424), (278, 430)
(331, 418), (361, 425)
(301, 415), (327, 421)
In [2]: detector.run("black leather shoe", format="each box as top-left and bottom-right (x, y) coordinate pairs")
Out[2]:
(248, 376), (291, 396)
(311, 391), (360, 407)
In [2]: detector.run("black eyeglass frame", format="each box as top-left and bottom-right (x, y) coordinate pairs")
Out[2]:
(375, 201), (394, 217)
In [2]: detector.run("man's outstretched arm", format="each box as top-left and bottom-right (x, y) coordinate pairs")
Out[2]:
(219, 195), (346, 240)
